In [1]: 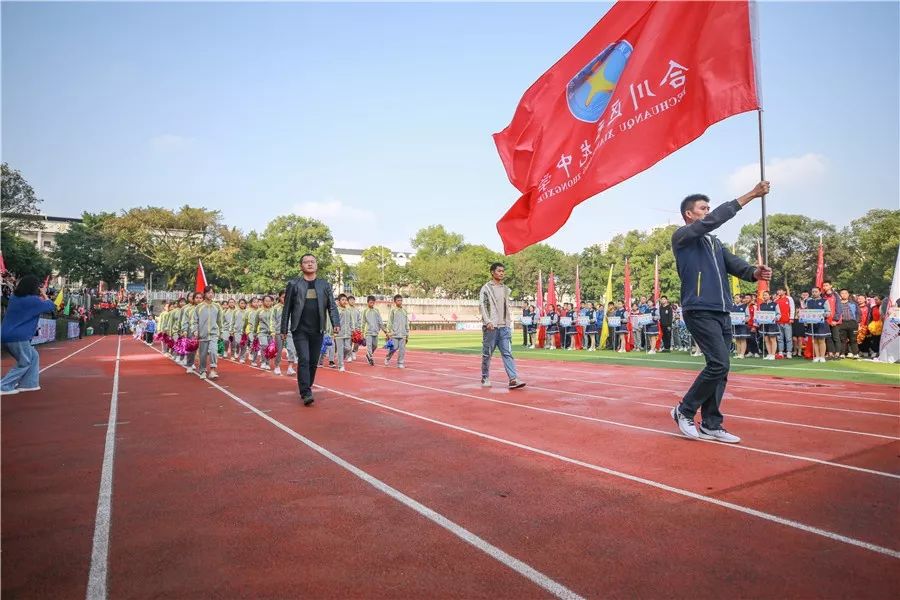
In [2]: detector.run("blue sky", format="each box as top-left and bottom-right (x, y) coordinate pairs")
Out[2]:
(3, 1), (898, 254)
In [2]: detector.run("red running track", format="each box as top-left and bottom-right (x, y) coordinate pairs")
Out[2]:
(2, 336), (898, 598)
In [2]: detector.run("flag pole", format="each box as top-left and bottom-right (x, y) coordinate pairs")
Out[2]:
(758, 108), (768, 265)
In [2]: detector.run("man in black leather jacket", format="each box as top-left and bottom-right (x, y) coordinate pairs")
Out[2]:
(281, 254), (341, 406)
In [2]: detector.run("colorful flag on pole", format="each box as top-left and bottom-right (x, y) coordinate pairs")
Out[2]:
(493, 0), (759, 254)
(63, 298), (72, 316)
(53, 289), (64, 311)
(756, 240), (768, 303)
(815, 234), (825, 289)
(654, 255), (663, 349)
(731, 244), (742, 297)
(195, 259), (209, 294)
(624, 258), (634, 351)
(599, 265), (614, 350)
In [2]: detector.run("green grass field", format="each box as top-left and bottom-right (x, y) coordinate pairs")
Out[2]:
(408, 331), (900, 385)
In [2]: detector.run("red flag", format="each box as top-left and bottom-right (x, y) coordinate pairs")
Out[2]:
(126, 304), (133, 318)
(195, 259), (208, 294)
(547, 271), (560, 347)
(815, 234), (824, 289)
(624, 258), (634, 351)
(536, 270), (544, 314)
(574, 264), (584, 349)
(547, 271), (557, 307)
(755, 240), (768, 303)
(0, 251), (6, 274)
(494, 0), (759, 254)
(654, 255), (663, 349)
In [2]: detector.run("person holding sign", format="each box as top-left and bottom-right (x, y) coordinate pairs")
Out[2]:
(731, 294), (750, 358)
(670, 182), (772, 444)
(803, 286), (831, 363)
(756, 290), (781, 360)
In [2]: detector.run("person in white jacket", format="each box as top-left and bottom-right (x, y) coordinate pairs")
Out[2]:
(479, 263), (526, 390)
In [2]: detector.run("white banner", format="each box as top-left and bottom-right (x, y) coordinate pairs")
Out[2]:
(754, 310), (777, 325)
(798, 309), (825, 324)
(455, 322), (483, 331)
(67, 321), (80, 339)
(577, 316), (591, 326)
(31, 318), (56, 345)
(520, 316), (533, 326)
(559, 316), (573, 327)
(878, 245), (900, 363)
(730, 312), (747, 325)
(606, 316), (622, 327)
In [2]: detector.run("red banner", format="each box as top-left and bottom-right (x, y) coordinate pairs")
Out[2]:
(195, 259), (208, 294)
(815, 236), (824, 289)
(494, 0), (759, 254)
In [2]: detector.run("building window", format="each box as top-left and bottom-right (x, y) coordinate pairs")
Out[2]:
(43, 241), (52, 249)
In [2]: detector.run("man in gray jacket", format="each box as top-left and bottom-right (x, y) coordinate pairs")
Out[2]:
(280, 254), (341, 406)
(479, 263), (526, 390)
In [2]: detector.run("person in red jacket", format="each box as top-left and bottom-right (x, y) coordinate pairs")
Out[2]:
(822, 281), (842, 358)
(774, 288), (794, 359)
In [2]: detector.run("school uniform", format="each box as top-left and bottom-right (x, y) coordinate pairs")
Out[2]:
(181, 304), (198, 366)
(245, 307), (260, 362)
(193, 302), (224, 373)
(805, 297), (832, 338)
(334, 307), (353, 369)
(363, 307), (385, 363)
(222, 307), (236, 355)
(256, 306), (277, 367)
(385, 306), (409, 366)
(232, 307), (248, 360)
(731, 302), (749, 339)
(756, 301), (781, 337)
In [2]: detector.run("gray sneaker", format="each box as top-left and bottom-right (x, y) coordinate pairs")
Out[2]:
(481, 378), (491, 387)
(698, 425), (741, 444)
(671, 406), (699, 440)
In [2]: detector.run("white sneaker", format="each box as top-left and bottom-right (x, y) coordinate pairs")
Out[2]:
(209, 370), (219, 380)
(186, 366), (194, 374)
(529, 345), (535, 349)
(698, 425), (741, 444)
(691, 351), (702, 357)
(784, 354), (792, 359)
(1, 388), (19, 396)
(398, 364), (405, 369)
(240, 357), (246, 364)
(274, 367), (282, 375)
(764, 355), (776, 361)
(671, 406), (699, 440)
(261, 364), (270, 370)
(199, 372), (207, 380)
(339, 366), (346, 372)
(648, 349), (656, 355)
(17, 386), (41, 392)
(481, 378), (491, 387)
(384, 358), (390, 366)
(287, 367), (296, 376)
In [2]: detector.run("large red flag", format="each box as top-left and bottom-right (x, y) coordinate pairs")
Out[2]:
(195, 259), (208, 294)
(815, 235), (824, 289)
(494, 0), (759, 254)
(624, 258), (634, 351)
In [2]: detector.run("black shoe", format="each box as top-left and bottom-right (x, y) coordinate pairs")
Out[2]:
(367, 357), (375, 366)
(301, 393), (314, 406)
(329, 361), (335, 367)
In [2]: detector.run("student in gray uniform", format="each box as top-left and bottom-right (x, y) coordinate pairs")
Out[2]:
(222, 298), (236, 359)
(256, 295), (277, 370)
(182, 292), (202, 373)
(348, 295), (362, 362)
(385, 294), (409, 368)
(232, 298), (248, 362)
(193, 287), (224, 379)
(363, 295), (385, 366)
(333, 294), (354, 372)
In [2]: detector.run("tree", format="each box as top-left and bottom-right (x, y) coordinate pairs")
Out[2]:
(505, 243), (573, 300)
(438, 244), (504, 298)
(1, 233), (53, 280)
(354, 245), (403, 296)
(1, 163), (44, 236)
(109, 205), (226, 288)
(246, 215), (334, 292)
(735, 214), (853, 293)
(840, 209), (900, 294)
(53, 212), (141, 288)
(408, 225), (466, 296)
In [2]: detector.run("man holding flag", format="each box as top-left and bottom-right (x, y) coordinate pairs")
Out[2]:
(670, 182), (772, 444)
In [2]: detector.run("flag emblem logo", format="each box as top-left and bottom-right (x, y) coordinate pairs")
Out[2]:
(566, 40), (632, 123)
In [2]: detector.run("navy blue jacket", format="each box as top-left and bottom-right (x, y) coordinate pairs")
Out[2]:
(672, 199), (758, 314)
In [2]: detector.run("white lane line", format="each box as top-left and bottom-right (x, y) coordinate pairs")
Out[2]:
(415, 352), (900, 404)
(200, 379), (585, 600)
(86, 335), (122, 600)
(414, 358), (899, 418)
(141, 342), (585, 600)
(314, 383), (900, 561)
(40, 337), (104, 373)
(340, 369), (900, 480)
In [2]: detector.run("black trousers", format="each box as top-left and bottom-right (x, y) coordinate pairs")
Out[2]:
(825, 324), (842, 353)
(837, 320), (859, 354)
(679, 310), (730, 430)
(292, 329), (324, 397)
(660, 324), (672, 350)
